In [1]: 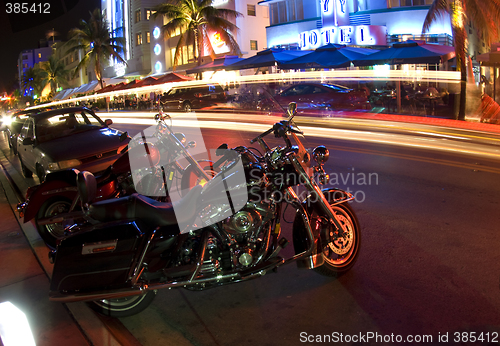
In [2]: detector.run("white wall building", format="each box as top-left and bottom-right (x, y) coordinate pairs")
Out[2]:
(102, 0), (269, 79)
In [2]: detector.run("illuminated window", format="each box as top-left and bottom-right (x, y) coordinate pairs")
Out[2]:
(171, 27), (181, 38)
(170, 47), (176, 64)
(146, 31), (151, 43)
(170, 45), (195, 65)
(136, 33), (143, 46)
(146, 9), (152, 20)
(135, 9), (141, 23)
(247, 4), (256, 16)
(269, 0), (303, 25)
(188, 45), (194, 61)
(182, 46), (188, 65)
(250, 40), (258, 50)
(38, 53), (42, 59)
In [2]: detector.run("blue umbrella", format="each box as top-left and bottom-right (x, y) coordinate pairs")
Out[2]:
(225, 48), (311, 71)
(281, 43), (378, 69)
(186, 55), (244, 74)
(353, 40), (455, 66)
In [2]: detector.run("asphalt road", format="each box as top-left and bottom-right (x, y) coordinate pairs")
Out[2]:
(4, 118), (500, 345)
(108, 122), (500, 345)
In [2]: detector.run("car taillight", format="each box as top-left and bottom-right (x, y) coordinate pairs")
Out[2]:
(25, 185), (39, 199)
(194, 93), (202, 98)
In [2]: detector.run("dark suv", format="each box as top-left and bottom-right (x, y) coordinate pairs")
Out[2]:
(160, 84), (227, 112)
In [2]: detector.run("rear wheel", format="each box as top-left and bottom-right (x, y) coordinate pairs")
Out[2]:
(87, 291), (157, 317)
(36, 197), (73, 249)
(18, 155), (33, 178)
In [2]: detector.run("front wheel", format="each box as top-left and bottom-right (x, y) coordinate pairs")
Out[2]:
(183, 102), (192, 112)
(87, 290), (157, 317)
(314, 203), (361, 276)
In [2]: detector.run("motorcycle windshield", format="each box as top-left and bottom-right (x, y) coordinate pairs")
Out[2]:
(128, 112), (248, 233)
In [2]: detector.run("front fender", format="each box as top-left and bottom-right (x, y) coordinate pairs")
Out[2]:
(292, 187), (353, 256)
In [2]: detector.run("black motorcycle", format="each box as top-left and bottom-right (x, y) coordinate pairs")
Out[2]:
(18, 112), (214, 249)
(48, 103), (361, 317)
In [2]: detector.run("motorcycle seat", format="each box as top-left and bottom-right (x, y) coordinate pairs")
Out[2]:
(88, 184), (203, 227)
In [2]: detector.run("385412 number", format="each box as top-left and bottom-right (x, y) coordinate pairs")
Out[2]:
(453, 332), (498, 343)
(5, 3), (50, 14)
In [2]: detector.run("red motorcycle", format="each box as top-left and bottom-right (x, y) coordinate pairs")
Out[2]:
(17, 113), (214, 249)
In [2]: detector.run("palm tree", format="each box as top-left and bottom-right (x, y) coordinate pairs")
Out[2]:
(152, 0), (242, 73)
(22, 67), (43, 97)
(65, 8), (126, 89)
(39, 56), (70, 98)
(423, 0), (500, 120)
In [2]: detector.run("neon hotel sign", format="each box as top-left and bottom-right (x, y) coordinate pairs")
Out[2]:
(299, 0), (387, 49)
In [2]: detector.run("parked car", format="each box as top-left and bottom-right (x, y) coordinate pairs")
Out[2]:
(3, 109), (41, 155)
(159, 84), (227, 112)
(16, 107), (129, 182)
(258, 82), (371, 113)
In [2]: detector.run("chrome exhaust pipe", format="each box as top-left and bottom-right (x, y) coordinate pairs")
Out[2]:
(49, 271), (258, 303)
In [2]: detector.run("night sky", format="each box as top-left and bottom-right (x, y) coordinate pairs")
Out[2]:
(0, 0), (101, 93)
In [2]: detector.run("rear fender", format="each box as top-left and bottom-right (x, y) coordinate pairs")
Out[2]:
(292, 187), (353, 256)
(23, 170), (79, 222)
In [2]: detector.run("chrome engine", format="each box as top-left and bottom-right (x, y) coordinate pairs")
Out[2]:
(191, 200), (276, 274)
(223, 201), (275, 236)
(222, 200), (275, 267)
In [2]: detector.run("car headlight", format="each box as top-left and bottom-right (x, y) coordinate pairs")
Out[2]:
(1, 116), (12, 127)
(48, 159), (82, 170)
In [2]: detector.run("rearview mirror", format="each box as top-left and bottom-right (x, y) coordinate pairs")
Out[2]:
(287, 102), (297, 118)
(104, 119), (113, 126)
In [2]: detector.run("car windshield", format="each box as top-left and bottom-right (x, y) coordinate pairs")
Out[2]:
(35, 109), (104, 143)
(321, 83), (351, 91)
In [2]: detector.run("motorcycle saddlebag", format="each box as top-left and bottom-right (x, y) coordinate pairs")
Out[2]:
(50, 219), (149, 293)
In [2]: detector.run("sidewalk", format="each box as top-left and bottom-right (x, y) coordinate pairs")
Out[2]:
(0, 143), (131, 346)
(0, 171), (90, 345)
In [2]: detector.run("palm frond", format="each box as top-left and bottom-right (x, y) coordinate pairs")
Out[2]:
(422, 0), (449, 33)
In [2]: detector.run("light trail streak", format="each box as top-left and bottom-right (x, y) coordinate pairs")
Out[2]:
(27, 69), (461, 110)
(98, 112), (500, 162)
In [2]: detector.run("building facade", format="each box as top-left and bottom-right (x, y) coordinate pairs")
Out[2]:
(102, 0), (269, 79)
(17, 42), (53, 97)
(258, 0), (487, 61)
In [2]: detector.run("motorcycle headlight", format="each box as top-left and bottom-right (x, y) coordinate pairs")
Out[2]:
(312, 146), (329, 165)
(48, 159), (82, 170)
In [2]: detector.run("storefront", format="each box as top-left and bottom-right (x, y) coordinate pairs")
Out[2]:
(258, 0), (453, 50)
